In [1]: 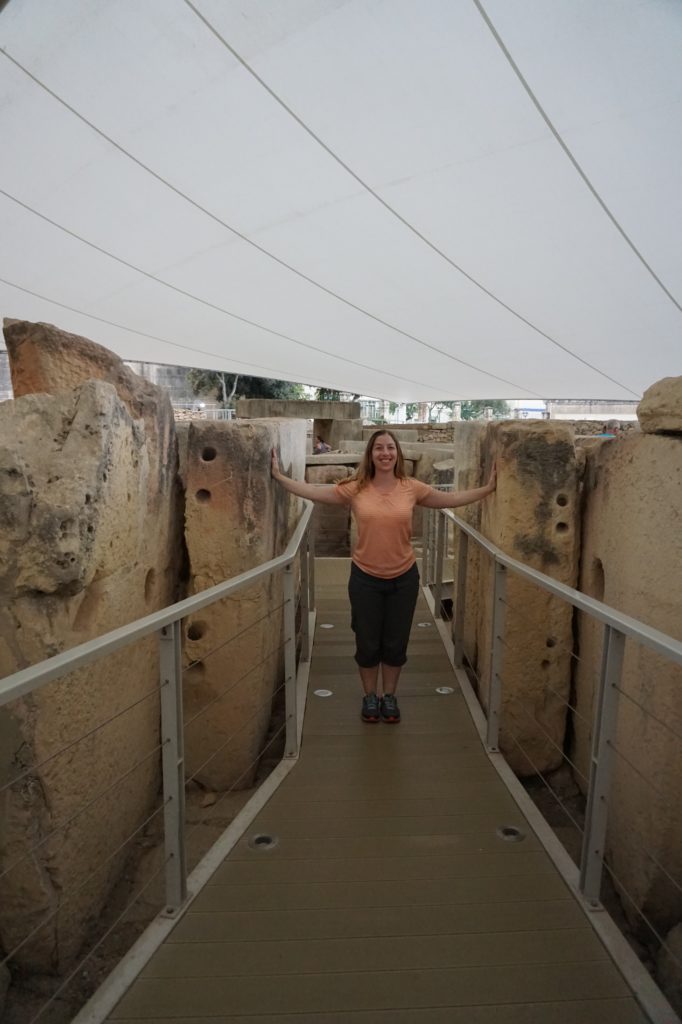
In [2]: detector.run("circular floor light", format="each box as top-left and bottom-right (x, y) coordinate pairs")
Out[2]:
(496, 825), (525, 843)
(314, 689), (333, 698)
(436, 686), (454, 695)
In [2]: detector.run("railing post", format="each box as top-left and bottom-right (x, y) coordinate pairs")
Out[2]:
(453, 529), (468, 667)
(299, 530), (311, 663)
(159, 621), (187, 914)
(486, 559), (507, 752)
(433, 512), (445, 618)
(579, 624), (625, 907)
(307, 516), (316, 614)
(283, 561), (298, 758)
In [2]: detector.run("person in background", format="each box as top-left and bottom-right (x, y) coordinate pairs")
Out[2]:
(313, 435), (332, 453)
(272, 430), (496, 723)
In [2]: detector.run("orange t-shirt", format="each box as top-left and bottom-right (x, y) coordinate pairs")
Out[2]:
(334, 477), (433, 578)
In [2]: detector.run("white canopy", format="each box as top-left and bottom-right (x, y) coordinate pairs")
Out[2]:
(1, 0), (680, 402)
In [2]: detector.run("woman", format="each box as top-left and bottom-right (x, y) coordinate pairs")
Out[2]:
(271, 430), (496, 723)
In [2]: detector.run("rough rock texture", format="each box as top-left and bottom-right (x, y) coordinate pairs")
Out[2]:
(473, 422), (580, 776)
(637, 376), (682, 434)
(182, 419), (306, 790)
(0, 373), (180, 971)
(322, 418), (363, 451)
(236, 399), (360, 420)
(572, 432), (682, 933)
(306, 464), (354, 556)
(657, 923), (682, 1017)
(449, 423), (487, 666)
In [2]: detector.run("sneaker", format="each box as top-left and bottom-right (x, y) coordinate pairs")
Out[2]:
(380, 693), (401, 723)
(361, 692), (380, 723)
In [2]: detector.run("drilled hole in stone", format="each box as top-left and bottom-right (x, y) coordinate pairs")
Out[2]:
(201, 446), (217, 462)
(556, 522), (569, 533)
(187, 622), (206, 642)
(546, 637), (556, 648)
(541, 659), (550, 670)
(556, 493), (568, 507)
(196, 489), (211, 503)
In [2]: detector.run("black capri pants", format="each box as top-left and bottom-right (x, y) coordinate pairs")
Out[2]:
(348, 562), (420, 668)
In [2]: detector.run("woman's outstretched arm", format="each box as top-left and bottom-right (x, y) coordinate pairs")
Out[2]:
(271, 449), (345, 505)
(420, 463), (497, 509)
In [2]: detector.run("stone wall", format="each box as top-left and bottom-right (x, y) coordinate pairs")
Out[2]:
(0, 322), (182, 971)
(179, 418), (306, 790)
(236, 398), (361, 420)
(572, 427), (682, 935)
(449, 421), (581, 777)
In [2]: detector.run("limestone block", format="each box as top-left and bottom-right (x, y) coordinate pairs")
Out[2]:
(449, 423), (486, 666)
(474, 422), (580, 776)
(0, 376), (179, 972)
(637, 376), (682, 434)
(573, 433), (682, 931)
(324, 418), (363, 450)
(305, 464), (354, 557)
(236, 399), (360, 420)
(183, 419), (306, 790)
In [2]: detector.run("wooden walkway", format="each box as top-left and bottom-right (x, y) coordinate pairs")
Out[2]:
(108, 562), (648, 1023)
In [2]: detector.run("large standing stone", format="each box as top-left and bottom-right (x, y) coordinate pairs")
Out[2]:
(0, 320), (181, 973)
(474, 422), (580, 775)
(637, 375), (682, 434)
(0, 379), (179, 971)
(182, 419), (306, 790)
(573, 431), (682, 932)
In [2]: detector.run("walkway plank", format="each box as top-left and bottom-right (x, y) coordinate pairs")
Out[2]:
(107, 568), (648, 1023)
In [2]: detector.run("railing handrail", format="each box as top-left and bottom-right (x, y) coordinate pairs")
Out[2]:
(0, 500), (314, 708)
(442, 508), (682, 665)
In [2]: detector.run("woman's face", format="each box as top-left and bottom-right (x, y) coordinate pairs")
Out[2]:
(371, 433), (398, 474)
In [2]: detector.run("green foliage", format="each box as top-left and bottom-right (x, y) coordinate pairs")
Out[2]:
(188, 368), (303, 406)
(404, 403), (418, 421)
(460, 399), (511, 420)
(315, 387), (342, 401)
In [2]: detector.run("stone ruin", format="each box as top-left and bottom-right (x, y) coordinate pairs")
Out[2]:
(0, 320), (304, 981)
(1, 319), (680, 1010)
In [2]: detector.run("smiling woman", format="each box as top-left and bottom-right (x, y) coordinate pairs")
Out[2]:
(271, 430), (496, 723)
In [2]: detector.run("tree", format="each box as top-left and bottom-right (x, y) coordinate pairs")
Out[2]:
(460, 399), (511, 421)
(188, 369), (303, 406)
(315, 387), (342, 401)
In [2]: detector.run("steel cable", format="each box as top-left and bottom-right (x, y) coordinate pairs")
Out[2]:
(506, 692), (588, 786)
(0, 741), (166, 884)
(494, 632), (591, 728)
(0, 682), (160, 796)
(185, 601), (287, 671)
(613, 683), (682, 747)
(602, 860), (682, 971)
(0, 797), (169, 969)
(506, 729), (585, 836)
(183, 640), (286, 731)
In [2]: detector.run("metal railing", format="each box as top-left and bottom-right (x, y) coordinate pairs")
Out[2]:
(0, 501), (315, 1023)
(425, 506), (682, 1020)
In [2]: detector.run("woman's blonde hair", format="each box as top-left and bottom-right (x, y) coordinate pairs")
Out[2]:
(339, 429), (408, 492)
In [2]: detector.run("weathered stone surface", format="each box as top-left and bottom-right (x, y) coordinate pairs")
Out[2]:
(637, 376), (682, 434)
(0, 374), (180, 971)
(306, 464), (354, 556)
(657, 923), (682, 1017)
(474, 422), (580, 776)
(324, 418), (363, 450)
(183, 419), (306, 790)
(236, 399), (360, 420)
(573, 432), (682, 932)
